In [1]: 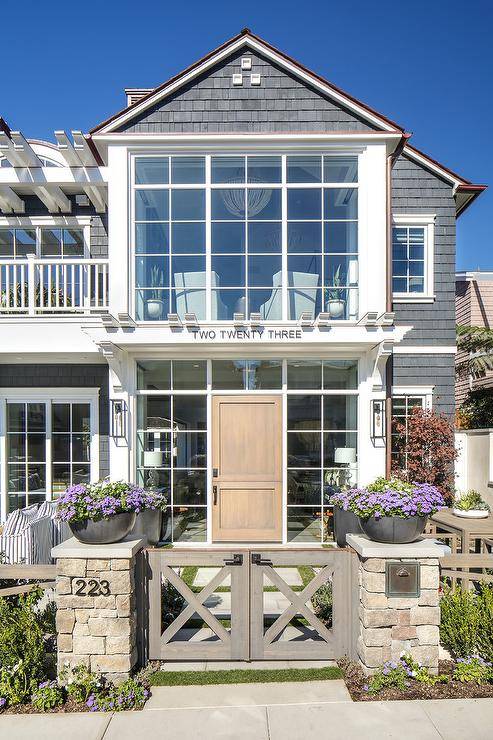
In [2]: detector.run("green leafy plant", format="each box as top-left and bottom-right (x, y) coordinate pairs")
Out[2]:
(457, 388), (493, 429)
(457, 324), (493, 379)
(400, 653), (449, 686)
(60, 663), (103, 704)
(0, 587), (46, 704)
(454, 490), (490, 512)
(148, 266), (165, 302)
(31, 680), (65, 711)
(476, 584), (493, 663)
(324, 265), (346, 303)
(311, 583), (332, 626)
(440, 586), (482, 659)
(364, 659), (410, 694)
(453, 656), (493, 685)
(56, 481), (166, 524)
(86, 678), (149, 712)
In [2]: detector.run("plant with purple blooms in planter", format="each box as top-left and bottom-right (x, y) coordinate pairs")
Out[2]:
(330, 488), (362, 547)
(57, 481), (167, 545)
(332, 477), (445, 544)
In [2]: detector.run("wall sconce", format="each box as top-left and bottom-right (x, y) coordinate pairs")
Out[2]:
(371, 399), (386, 439)
(111, 399), (127, 439)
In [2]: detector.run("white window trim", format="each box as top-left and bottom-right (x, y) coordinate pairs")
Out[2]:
(392, 385), (434, 408)
(0, 216), (92, 259)
(392, 214), (435, 303)
(0, 387), (99, 521)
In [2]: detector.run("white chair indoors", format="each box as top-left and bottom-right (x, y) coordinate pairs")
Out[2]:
(174, 271), (228, 320)
(259, 271), (319, 320)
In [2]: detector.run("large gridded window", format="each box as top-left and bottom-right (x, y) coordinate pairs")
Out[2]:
(392, 226), (425, 294)
(5, 400), (92, 514)
(136, 358), (358, 544)
(0, 228), (85, 259)
(133, 154), (358, 322)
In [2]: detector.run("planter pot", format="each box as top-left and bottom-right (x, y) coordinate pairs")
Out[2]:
(333, 506), (362, 547)
(326, 299), (346, 319)
(69, 512), (136, 545)
(359, 514), (428, 544)
(146, 299), (165, 320)
(452, 508), (489, 519)
(131, 508), (163, 546)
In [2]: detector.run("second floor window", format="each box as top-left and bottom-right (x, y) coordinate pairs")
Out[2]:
(0, 227), (85, 259)
(133, 154), (359, 322)
(392, 216), (434, 299)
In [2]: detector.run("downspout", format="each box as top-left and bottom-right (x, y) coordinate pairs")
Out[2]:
(385, 133), (411, 477)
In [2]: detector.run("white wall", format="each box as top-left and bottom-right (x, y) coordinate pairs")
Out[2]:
(455, 429), (493, 509)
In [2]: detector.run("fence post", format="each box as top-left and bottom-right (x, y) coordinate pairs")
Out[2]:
(27, 253), (36, 316)
(347, 534), (449, 675)
(52, 537), (145, 684)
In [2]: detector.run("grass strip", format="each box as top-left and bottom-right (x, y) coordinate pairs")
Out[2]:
(150, 666), (342, 686)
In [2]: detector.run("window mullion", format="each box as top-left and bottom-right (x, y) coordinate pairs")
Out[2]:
(205, 155), (211, 321)
(46, 401), (52, 503)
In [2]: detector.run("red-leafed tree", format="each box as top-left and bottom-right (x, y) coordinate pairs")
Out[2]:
(391, 407), (457, 500)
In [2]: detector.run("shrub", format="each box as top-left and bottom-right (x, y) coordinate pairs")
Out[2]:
(458, 388), (493, 430)
(311, 583), (332, 625)
(31, 680), (65, 711)
(454, 490), (490, 512)
(365, 654), (448, 694)
(392, 407), (457, 498)
(440, 587), (480, 659)
(0, 587), (46, 704)
(59, 663), (103, 704)
(476, 584), (493, 663)
(453, 656), (493, 685)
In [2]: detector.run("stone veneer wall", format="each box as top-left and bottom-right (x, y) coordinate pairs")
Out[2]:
(357, 555), (440, 674)
(56, 556), (137, 683)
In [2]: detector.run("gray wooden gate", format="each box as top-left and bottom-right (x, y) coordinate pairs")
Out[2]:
(145, 548), (357, 662)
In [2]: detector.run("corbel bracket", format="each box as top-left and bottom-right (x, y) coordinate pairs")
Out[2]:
(370, 340), (394, 391)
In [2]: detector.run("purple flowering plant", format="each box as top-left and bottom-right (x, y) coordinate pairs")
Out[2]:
(331, 477), (445, 520)
(56, 480), (167, 524)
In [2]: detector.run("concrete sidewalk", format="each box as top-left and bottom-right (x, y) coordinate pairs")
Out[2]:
(1, 682), (493, 739)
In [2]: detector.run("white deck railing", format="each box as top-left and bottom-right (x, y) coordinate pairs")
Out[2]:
(0, 256), (109, 315)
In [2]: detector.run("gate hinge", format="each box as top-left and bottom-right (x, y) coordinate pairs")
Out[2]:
(223, 553), (243, 566)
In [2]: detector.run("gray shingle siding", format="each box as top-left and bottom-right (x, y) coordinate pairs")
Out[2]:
(391, 154), (456, 346)
(393, 354), (455, 418)
(118, 46), (378, 134)
(0, 364), (109, 478)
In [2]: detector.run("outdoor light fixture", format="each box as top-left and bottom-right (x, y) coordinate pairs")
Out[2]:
(371, 399), (386, 439)
(298, 311), (313, 327)
(111, 399), (127, 439)
(184, 312), (199, 327)
(249, 312), (262, 327)
(167, 313), (182, 327)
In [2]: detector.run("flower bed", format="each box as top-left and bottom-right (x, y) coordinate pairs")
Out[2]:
(340, 655), (493, 701)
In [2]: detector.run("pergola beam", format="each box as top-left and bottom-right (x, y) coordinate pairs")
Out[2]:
(72, 131), (100, 166)
(10, 131), (42, 167)
(0, 185), (25, 213)
(0, 131), (25, 167)
(37, 185), (71, 213)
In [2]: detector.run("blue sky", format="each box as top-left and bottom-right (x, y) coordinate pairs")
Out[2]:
(2, 0), (491, 270)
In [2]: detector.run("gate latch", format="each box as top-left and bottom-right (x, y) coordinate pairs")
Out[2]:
(251, 553), (273, 566)
(223, 553), (243, 566)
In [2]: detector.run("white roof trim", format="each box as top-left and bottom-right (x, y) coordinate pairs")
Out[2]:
(94, 34), (400, 135)
(403, 145), (464, 189)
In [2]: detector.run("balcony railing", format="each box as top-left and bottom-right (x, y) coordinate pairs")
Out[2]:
(0, 256), (109, 315)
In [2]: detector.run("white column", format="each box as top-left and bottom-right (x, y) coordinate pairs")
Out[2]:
(358, 351), (386, 485)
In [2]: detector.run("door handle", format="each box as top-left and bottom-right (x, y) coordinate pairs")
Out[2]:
(213, 485), (218, 505)
(213, 468), (218, 478)
(251, 553), (273, 566)
(223, 553), (243, 566)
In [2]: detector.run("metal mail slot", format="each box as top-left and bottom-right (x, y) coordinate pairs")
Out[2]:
(385, 561), (420, 598)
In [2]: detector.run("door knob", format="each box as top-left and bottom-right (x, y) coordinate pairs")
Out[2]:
(213, 485), (218, 505)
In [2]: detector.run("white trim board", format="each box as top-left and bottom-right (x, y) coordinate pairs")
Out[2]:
(92, 35), (400, 135)
(392, 346), (456, 354)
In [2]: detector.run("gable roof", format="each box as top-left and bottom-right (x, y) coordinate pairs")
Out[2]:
(90, 29), (405, 135)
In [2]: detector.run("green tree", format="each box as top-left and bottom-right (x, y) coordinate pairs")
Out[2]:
(456, 324), (493, 378)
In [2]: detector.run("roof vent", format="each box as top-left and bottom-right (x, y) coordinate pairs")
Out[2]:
(124, 88), (153, 107)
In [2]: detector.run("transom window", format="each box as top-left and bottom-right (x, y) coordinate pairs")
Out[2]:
(133, 154), (359, 322)
(4, 398), (95, 515)
(135, 358), (358, 544)
(0, 227), (86, 259)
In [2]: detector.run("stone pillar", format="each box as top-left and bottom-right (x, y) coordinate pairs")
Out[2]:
(346, 534), (449, 675)
(52, 537), (145, 684)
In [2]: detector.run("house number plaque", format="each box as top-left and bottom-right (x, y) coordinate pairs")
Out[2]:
(73, 578), (111, 597)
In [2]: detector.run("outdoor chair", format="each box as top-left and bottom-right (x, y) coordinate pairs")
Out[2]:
(0, 505), (53, 564)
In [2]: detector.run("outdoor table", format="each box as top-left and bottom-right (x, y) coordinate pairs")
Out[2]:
(431, 508), (493, 553)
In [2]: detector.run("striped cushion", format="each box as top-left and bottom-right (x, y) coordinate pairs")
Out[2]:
(22, 503), (40, 521)
(3, 509), (29, 535)
(37, 501), (57, 519)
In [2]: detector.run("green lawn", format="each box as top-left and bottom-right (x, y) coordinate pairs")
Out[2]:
(150, 666), (342, 686)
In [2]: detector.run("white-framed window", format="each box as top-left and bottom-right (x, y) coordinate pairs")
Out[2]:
(135, 357), (359, 545)
(131, 153), (359, 323)
(0, 388), (99, 519)
(392, 214), (435, 301)
(391, 386), (433, 469)
(0, 217), (91, 260)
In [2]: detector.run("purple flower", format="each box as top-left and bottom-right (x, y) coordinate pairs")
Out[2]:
(0, 698), (6, 708)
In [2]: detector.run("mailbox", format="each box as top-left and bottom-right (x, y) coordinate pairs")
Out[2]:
(385, 561), (420, 598)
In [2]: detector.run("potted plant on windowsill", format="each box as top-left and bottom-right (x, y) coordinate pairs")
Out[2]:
(452, 490), (490, 519)
(339, 477), (445, 544)
(324, 266), (346, 319)
(145, 266), (165, 320)
(56, 481), (167, 545)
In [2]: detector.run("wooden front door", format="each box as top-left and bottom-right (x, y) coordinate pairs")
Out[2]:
(212, 395), (282, 542)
